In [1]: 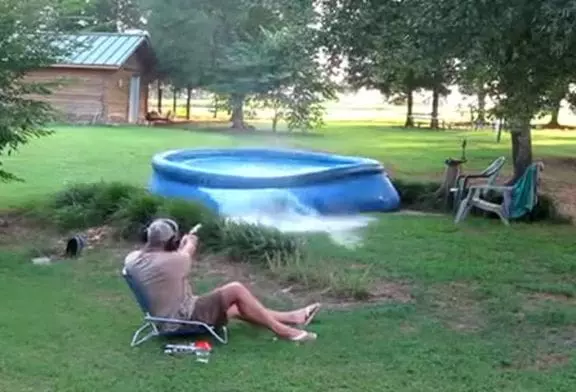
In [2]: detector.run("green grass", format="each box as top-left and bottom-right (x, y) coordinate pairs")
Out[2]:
(2, 124), (576, 207)
(1, 124), (576, 391)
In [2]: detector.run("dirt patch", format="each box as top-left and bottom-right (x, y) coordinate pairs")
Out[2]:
(531, 353), (571, 371)
(536, 156), (576, 221)
(428, 282), (486, 332)
(527, 292), (576, 304)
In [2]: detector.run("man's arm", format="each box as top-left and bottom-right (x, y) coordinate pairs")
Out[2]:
(177, 234), (198, 260)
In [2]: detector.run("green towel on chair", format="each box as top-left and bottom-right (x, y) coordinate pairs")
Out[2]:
(509, 163), (540, 219)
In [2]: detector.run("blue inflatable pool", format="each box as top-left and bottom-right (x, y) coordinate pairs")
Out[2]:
(148, 148), (401, 215)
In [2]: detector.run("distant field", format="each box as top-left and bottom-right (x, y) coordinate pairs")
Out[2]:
(148, 97), (576, 126)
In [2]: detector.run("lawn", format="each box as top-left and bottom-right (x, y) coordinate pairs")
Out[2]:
(1, 124), (575, 391)
(3, 124), (576, 208)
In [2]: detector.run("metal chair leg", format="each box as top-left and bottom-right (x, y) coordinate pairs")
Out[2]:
(131, 322), (159, 347)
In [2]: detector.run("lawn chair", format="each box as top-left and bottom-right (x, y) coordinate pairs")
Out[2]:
(122, 267), (228, 347)
(450, 156), (506, 213)
(454, 162), (543, 225)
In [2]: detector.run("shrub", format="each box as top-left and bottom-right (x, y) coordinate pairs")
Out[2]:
(47, 182), (144, 230)
(392, 178), (441, 207)
(218, 220), (304, 264)
(155, 198), (223, 251)
(392, 178), (569, 222)
(112, 192), (165, 240)
(40, 181), (304, 262)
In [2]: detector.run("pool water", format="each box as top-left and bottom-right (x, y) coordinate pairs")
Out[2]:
(183, 157), (339, 177)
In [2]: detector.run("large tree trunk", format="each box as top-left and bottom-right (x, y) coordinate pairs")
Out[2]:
(172, 89), (177, 114)
(430, 87), (440, 129)
(509, 114), (533, 182)
(546, 99), (562, 128)
(157, 82), (163, 113)
(404, 89), (414, 127)
(185, 87), (192, 120)
(230, 94), (247, 130)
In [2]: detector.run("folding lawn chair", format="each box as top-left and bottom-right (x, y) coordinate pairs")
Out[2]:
(122, 267), (228, 347)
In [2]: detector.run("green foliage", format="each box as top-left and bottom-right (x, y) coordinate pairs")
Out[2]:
(0, 0), (71, 181)
(219, 220), (303, 264)
(392, 179), (442, 209)
(47, 182), (141, 229)
(265, 250), (373, 300)
(321, 0), (455, 128)
(53, 0), (143, 32)
(321, 0), (576, 177)
(112, 192), (165, 239)
(41, 181), (303, 260)
(144, 0), (334, 131)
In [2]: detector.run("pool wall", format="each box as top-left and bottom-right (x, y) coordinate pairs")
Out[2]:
(149, 148), (401, 215)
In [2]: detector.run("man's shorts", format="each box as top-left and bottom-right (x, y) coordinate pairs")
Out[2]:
(189, 290), (228, 327)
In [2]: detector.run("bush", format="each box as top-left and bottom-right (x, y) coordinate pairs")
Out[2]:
(392, 178), (441, 207)
(46, 182), (143, 229)
(392, 178), (569, 223)
(40, 181), (303, 261)
(112, 192), (165, 240)
(219, 220), (303, 264)
(155, 198), (223, 251)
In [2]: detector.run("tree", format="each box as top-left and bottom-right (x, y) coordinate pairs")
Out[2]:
(541, 80), (569, 128)
(252, 26), (337, 132)
(323, 0), (576, 179)
(54, 0), (143, 32)
(145, 0), (332, 131)
(321, 0), (456, 129)
(431, 0), (576, 179)
(0, 0), (70, 181)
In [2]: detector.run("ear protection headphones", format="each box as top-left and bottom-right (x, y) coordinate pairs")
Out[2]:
(140, 218), (180, 244)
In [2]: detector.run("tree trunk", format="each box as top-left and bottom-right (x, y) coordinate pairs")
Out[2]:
(509, 114), (533, 182)
(230, 94), (247, 129)
(430, 87), (440, 129)
(157, 82), (162, 113)
(477, 90), (486, 124)
(185, 87), (192, 120)
(172, 89), (177, 114)
(546, 99), (561, 128)
(213, 96), (219, 118)
(404, 89), (414, 127)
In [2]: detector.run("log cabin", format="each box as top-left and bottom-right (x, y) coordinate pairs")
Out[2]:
(25, 31), (157, 124)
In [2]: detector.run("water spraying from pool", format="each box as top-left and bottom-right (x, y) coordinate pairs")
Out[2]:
(200, 187), (375, 248)
(150, 147), (398, 247)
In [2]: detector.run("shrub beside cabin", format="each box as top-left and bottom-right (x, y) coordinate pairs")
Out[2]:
(25, 32), (157, 124)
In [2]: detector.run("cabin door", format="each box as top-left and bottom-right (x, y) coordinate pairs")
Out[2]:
(128, 74), (141, 123)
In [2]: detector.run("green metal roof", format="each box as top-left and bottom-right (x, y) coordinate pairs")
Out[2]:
(54, 32), (150, 68)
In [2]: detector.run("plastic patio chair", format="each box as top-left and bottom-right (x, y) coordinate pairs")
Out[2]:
(454, 162), (543, 226)
(450, 156), (506, 213)
(122, 267), (228, 347)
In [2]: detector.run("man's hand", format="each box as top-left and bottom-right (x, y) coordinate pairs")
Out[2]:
(178, 234), (199, 259)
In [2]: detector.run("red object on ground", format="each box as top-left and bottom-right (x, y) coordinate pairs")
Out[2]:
(195, 341), (212, 351)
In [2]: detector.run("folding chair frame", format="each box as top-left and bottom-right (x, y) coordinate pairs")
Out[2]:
(122, 267), (228, 347)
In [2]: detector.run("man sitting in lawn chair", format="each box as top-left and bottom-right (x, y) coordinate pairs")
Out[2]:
(124, 218), (321, 342)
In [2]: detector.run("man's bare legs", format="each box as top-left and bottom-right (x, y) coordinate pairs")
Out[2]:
(226, 304), (315, 325)
(215, 282), (318, 340)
